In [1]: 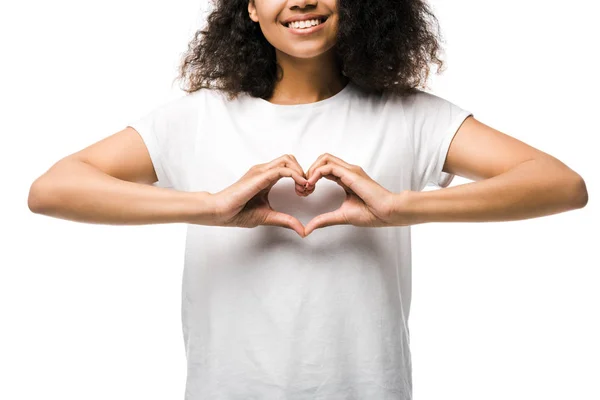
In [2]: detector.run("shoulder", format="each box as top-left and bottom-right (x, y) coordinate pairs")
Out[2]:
(383, 87), (447, 108)
(352, 85), (448, 113)
(143, 88), (226, 123)
(384, 88), (466, 122)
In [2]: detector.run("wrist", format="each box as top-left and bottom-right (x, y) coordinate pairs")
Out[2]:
(186, 191), (218, 225)
(390, 190), (424, 226)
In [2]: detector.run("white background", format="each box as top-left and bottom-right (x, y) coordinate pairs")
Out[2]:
(2, 0), (598, 399)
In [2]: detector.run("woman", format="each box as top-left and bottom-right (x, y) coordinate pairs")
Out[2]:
(28, 0), (588, 399)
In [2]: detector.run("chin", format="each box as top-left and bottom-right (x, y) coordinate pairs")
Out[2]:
(279, 44), (336, 60)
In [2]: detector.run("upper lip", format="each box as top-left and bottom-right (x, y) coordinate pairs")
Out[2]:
(281, 14), (328, 25)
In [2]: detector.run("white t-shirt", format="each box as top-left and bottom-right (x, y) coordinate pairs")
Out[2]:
(128, 81), (472, 400)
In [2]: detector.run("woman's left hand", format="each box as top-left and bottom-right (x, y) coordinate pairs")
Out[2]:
(302, 153), (397, 236)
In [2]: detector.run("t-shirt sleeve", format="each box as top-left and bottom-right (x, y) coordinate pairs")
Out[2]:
(126, 93), (200, 191)
(402, 89), (473, 192)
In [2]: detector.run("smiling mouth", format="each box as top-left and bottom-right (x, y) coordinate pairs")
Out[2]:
(282, 17), (328, 29)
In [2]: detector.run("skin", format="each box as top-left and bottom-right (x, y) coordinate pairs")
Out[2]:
(243, 0), (395, 237)
(247, 0), (349, 105)
(209, 1), (588, 238)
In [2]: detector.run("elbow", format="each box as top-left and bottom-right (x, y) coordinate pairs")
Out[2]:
(570, 175), (588, 209)
(28, 178), (52, 213)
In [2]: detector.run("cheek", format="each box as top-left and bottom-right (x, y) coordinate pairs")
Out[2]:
(257, 20), (276, 37)
(263, 23), (286, 46)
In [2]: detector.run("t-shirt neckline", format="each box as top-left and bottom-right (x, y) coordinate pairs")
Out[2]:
(253, 80), (354, 111)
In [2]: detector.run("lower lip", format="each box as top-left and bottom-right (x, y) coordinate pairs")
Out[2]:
(283, 19), (327, 36)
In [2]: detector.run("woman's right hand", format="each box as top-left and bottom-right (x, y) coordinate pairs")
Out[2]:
(209, 154), (309, 237)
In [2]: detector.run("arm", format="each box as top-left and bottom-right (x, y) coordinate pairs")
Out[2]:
(28, 159), (214, 225)
(393, 116), (588, 225)
(28, 128), (215, 226)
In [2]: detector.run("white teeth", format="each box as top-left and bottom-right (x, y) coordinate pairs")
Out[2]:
(286, 18), (324, 29)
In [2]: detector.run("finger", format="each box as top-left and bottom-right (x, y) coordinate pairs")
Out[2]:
(265, 155), (309, 195)
(287, 154), (307, 178)
(261, 209), (306, 238)
(301, 173), (347, 196)
(307, 163), (353, 187)
(265, 166), (308, 187)
(296, 183), (309, 196)
(272, 167), (310, 197)
(236, 167), (306, 206)
(323, 173), (352, 193)
(286, 155), (311, 194)
(305, 154), (327, 181)
(307, 164), (375, 204)
(264, 154), (307, 180)
(305, 158), (341, 190)
(304, 208), (348, 236)
(306, 153), (353, 180)
(258, 166), (307, 189)
(296, 182), (308, 196)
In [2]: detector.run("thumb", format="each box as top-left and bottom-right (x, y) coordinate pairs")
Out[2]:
(304, 208), (347, 237)
(261, 209), (306, 238)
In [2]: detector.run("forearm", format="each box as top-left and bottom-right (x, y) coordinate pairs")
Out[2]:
(395, 158), (588, 225)
(28, 160), (214, 225)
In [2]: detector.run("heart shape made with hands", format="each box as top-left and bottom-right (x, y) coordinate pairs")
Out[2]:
(267, 174), (346, 233)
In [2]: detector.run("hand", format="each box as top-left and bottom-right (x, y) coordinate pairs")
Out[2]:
(210, 154), (309, 238)
(302, 153), (396, 236)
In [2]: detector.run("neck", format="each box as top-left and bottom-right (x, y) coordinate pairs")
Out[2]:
(266, 48), (349, 105)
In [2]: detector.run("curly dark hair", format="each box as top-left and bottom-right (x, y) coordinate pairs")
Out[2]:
(173, 0), (447, 100)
